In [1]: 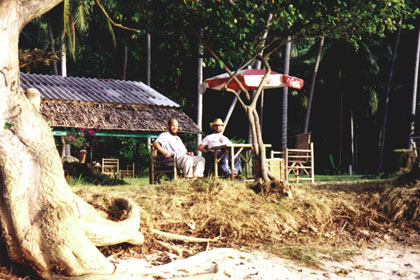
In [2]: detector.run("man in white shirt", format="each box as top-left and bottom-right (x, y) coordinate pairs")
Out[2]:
(198, 118), (241, 179)
(153, 119), (205, 178)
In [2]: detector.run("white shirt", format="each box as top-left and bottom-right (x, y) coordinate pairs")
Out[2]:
(154, 132), (187, 155)
(201, 133), (231, 149)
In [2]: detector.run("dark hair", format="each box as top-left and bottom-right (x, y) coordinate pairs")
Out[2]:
(168, 119), (178, 126)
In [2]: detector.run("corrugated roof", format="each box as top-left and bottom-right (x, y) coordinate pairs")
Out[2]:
(20, 72), (179, 107)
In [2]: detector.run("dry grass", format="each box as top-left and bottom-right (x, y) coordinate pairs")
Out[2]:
(2, 176), (420, 279)
(72, 177), (420, 266)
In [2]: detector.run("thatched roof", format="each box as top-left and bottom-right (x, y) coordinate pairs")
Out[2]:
(41, 101), (199, 134)
(20, 73), (200, 134)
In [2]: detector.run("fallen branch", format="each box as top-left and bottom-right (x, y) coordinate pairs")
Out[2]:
(152, 229), (218, 243)
(156, 240), (193, 258)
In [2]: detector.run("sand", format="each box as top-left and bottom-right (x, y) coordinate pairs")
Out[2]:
(113, 244), (420, 279)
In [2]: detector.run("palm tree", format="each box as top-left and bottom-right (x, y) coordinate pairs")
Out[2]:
(378, 21), (402, 172)
(409, 23), (420, 149)
(303, 37), (324, 133)
(281, 40), (291, 151)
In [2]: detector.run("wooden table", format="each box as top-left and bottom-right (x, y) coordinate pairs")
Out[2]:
(212, 143), (271, 180)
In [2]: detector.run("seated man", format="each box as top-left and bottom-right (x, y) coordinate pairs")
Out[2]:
(153, 118), (205, 178)
(198, 118), (241, 179)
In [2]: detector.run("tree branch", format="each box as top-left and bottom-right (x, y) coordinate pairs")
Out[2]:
(18, 0), (63, 29)
(94, 0), (140, 33)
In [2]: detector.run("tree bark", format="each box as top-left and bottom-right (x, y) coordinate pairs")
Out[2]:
(122, 45), (128, 80)
(281, 40), (291, 151)
(60, 31), (67, 77)
(197, 28), (203, 156)
(0, 1), (144, 278)
(47, 17), (59, 76)
(378, 20), (402, 172)
(409, 23), (420, 149)
(303, 37), (324, 133)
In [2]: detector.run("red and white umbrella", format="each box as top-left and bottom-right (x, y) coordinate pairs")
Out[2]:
(200, 69), (304, 93)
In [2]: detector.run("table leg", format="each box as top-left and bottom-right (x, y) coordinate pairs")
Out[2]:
(214, 151), (218, 177)
(230, 147), (234, 179)
(245, 150), (249, 179)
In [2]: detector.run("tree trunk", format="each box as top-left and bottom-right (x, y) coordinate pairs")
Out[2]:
(281, 41), (291, 151)
(378, 21), (402, 172)
(197, 29), (203, 156)
(0, 1), (144, 278)
(409, 23), (420, 149)
(47, 17), (58, 76)
(303, 37), (324, 133)
(146, 32), (151, 86)
(122, 45), (128, 80)
(60, 30), (67, 77)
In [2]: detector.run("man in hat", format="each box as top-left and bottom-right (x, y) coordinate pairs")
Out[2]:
(154, 118), (205, 178)
(198, 118), (242, 179)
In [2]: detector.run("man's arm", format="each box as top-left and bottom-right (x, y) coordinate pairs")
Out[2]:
(153, 142), (172, 159)
(197, 143), (208, 153)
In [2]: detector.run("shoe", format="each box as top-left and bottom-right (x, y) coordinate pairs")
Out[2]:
(223, 173), (232, 179)
(234, 174), (242, 180)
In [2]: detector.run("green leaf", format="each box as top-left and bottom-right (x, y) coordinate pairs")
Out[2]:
(4, 122), (14, 129)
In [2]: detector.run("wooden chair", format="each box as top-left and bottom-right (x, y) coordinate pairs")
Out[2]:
(101, 158), (119, 178)
(270, 132), (315, 183)
(149, 146), (180, 184)
(266, 158), (286, 181)
(120, 163), (135, 178)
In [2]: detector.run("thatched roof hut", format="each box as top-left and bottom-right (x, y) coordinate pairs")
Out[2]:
(20, 73), (200, 138)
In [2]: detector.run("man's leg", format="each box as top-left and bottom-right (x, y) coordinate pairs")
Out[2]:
(234, 156), (242, 175)
(192, 156), (205, 177)
(176, 154), (194, 178)
(219, 152), (231, 176)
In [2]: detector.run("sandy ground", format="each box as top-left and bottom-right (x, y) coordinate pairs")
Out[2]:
(115, 245), (420, 279)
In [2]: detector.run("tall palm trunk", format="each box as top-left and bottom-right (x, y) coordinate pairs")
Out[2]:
(281, 40), (291, 151)
(47, 17), (58, 75)
(146, 32), (151, 86)
(122, 45), (128, 80)
(378, 21), (402, 172)
(409, 24), (420, 148)
(197, 29), (203, 155)
(303, 37), (324, 133)
(60, 31), (67, 77)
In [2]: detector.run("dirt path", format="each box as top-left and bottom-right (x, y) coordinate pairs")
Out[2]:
(116, 245), (420, 279)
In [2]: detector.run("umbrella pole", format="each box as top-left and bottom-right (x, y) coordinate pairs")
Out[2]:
(222, 95), (238, 133)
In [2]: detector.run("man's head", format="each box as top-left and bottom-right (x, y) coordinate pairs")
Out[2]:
(210, 118), (224, 133)
(168, 119), (179, 135)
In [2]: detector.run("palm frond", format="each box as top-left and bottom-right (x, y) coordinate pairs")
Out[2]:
(75, 0), (91, 32)
(63, 0), (71, 37)
(107, 20), (117, 49)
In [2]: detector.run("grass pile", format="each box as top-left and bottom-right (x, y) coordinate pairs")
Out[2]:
(72, 176), (420, 266)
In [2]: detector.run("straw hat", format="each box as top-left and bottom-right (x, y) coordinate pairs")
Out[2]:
(209, 118), (225, 128)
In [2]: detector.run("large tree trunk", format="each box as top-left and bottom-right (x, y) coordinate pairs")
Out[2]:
(0, 1), (144, 278)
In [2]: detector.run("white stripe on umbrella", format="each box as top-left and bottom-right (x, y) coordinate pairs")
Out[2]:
(202, 69), (304, 93)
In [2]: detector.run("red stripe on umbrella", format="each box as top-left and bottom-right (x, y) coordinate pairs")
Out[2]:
(202, 69), (304, 92)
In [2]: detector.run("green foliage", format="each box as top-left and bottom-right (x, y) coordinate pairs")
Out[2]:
(3, 122), (14, 129)
(118, 138), (138, 160)
(65, 127), (98, 149)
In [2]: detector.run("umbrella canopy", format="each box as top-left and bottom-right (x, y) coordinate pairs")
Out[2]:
(201, 69), (304, 93)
